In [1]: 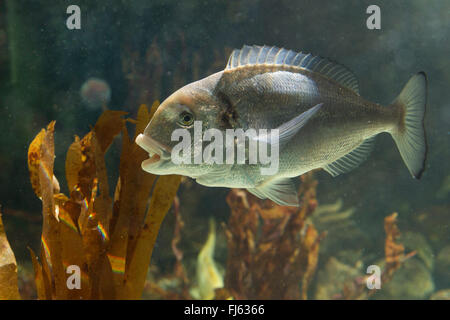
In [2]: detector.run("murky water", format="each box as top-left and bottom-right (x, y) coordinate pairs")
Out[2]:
(0, 0), (448, 300)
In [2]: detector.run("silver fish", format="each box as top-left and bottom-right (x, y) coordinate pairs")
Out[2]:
(136, 45), (427, 206)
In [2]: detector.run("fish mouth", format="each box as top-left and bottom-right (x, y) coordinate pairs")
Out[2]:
(135, 134), (171, 168)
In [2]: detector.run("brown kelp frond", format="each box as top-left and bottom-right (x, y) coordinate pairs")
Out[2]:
(170, 196), (190, 289)
(22, 104), (180, 299)
(223, 172), (322, 300)
(142, 197), (193, 300)
(0, 208), (21, 300)
(339, 212), (415, 300)
(380, 213), (417, 286)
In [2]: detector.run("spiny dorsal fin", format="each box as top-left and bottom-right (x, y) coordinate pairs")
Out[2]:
(226, 45), (359, 94)
(323, 136), (376, 177)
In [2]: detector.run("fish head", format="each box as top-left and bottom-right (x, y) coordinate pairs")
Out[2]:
(136, 82), (227, 176)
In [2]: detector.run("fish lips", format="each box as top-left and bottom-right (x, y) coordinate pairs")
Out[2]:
(135, 134), (172, 170)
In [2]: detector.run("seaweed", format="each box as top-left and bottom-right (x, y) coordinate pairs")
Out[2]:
(0, 115), (414, 300)
(338, 212), (416, 300)
(142, 196), (193, 300)
(222, 172), (323, 300)
(0, 208), (21, 299)
(0, 102), (418, 300)
(22, 103), (180, 299)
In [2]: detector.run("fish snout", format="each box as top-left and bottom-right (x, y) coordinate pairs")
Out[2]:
(135, 133), (172, 161)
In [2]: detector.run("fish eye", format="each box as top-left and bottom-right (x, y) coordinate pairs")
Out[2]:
(178, 111), (194, 127)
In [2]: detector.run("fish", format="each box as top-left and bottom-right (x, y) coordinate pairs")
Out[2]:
(136, 45), (427, 207)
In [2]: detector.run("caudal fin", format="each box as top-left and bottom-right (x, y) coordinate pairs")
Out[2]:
(390, 72), (427, 179)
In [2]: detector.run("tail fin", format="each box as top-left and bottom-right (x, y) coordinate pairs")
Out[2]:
(390, 72), (427, 179)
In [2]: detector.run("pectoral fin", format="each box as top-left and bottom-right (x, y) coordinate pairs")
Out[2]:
(254, 103), (323, 148)
(247, 177), (299, 206)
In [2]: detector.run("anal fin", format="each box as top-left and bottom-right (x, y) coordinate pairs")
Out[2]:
(247, 177), (299, 206)
(323, 136), (376, 177)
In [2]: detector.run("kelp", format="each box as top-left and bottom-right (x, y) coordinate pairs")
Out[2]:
(383, 213), (411, 279)
(0, 209), (21, 300)
(339, 212), (415, 300)
(141, 196), (192, 300)
(23, 103), (180, 299)
(221, 181), (411, 301)
(0, 94), (415, 300)
(223, 172), (322, 300)
(190, 219), (224, 300)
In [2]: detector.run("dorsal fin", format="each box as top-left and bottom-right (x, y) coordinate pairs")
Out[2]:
(226, 45), (359, 94)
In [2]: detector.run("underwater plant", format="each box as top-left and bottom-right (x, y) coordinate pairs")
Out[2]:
(0, 209), (21, 300)
(221, 173), (322, 300)
(130, 172), (412, 300)
(137, 174), (320, 300)
(190, 219), (224, 300)
(1, 103), (181, 299)
(219, 176), (411, 300)
(336, 213), (415, 300)
(0, 104), (413, 301)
